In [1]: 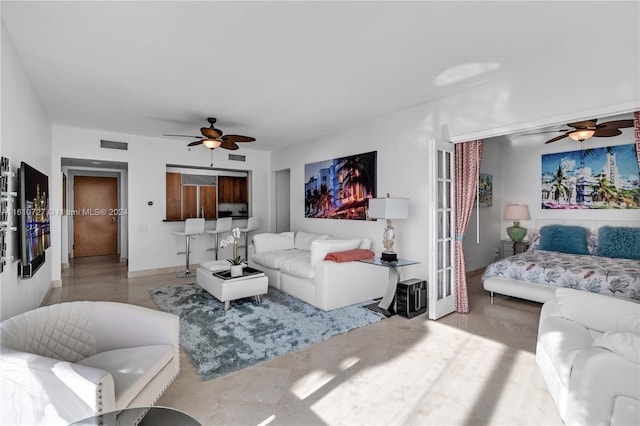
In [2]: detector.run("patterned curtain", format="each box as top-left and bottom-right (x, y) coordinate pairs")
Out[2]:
(635, 111), (640, 170)
(454, 140), (483, 313)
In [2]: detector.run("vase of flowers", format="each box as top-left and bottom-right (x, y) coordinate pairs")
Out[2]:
(220, 227), (245, 277)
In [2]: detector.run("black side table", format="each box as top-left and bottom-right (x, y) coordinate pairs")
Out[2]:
(358, 257), (420, 316)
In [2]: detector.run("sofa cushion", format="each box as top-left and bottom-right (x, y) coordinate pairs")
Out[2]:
(295, 231), (330, 251)
(556, 288), (640, 333)
(593, 331), (640, 364)
(280, 255), (316, 279)
(252, 249), (308, 269)
(310, 239), (361, 267)
(538, 315), (594, 385)
(253, 232), (295, 253)
(77, 345), (173, 409)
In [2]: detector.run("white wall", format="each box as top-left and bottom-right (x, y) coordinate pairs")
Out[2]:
(51, 125), (271, 274)
(1, 24), (53, 320)
(498, 129), (640, 232)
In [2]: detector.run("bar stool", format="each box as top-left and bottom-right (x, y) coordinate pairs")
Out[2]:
(173, 218), (205, 279)
(238, 217), (260, 260)
(206, 217), (233, 260)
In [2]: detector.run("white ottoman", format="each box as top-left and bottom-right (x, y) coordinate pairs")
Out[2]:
(196, 267), (268, 311)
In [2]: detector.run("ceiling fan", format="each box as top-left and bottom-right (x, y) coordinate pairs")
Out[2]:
(164, 117), (256, 151)
(525, 118), (634, 144)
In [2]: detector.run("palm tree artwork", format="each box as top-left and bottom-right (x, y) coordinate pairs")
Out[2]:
(541, 143), (639, 210)
(304, 151), (377, 219)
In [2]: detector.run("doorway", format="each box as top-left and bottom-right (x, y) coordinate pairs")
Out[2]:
(275, 169), (291, 232)
(73, 176), (118, 257)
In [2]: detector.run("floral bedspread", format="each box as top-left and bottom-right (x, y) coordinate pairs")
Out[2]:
(481, 250), (640, 301)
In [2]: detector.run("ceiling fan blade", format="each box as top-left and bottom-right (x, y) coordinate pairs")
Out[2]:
(201, 127), (222, 139)
(221, 134), (256, 143)
(545, 133), (570, 144)
(593, 128), (622, 137)
(187, 140), (204, 147)
(164, 134), (202, 139)
(597, 119), (634, 129)
(568, 119), (598, 129)
(220, 140), (239, 150)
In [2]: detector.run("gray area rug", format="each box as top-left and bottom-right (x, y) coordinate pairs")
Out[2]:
(149, 284), (385, 381)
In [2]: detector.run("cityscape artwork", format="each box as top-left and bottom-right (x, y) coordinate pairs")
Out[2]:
(541, 143), (640, 209)
(305, 151), (377, 220)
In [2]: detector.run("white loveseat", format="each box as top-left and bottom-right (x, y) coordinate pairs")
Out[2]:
(536, 287), (640, 426)
(248, 231), (388, 311)
(0, 301), (180, 426)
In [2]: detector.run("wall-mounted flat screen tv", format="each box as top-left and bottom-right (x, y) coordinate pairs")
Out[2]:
(18, 162), (50, 278)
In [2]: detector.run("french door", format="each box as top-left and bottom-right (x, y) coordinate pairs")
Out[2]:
(428, 141), (455, 319)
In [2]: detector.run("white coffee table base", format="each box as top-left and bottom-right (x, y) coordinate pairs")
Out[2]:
(196, 267), (268, 311)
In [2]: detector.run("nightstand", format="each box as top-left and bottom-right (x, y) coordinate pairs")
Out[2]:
(501, 239), (529, 258)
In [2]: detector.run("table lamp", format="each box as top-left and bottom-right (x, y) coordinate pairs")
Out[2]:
(368, 194), (409, 261)
(504, 204), (530, 242)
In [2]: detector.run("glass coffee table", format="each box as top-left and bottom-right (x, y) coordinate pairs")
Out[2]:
(70, 406), (200, 426)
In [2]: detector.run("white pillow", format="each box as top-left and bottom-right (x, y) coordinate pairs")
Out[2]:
(252, 232), (295, 253)
(294, 231), (330, 251)
(359, 238), (372, 250)
(310, 239), (361, 267)
(593, 331), (640, 364)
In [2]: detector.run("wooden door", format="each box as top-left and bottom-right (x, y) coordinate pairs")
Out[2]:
(73, 176), (118, 257)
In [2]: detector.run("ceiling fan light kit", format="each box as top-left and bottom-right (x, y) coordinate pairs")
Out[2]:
(202, 139), (222, 149)
(568, 129), (595, 142)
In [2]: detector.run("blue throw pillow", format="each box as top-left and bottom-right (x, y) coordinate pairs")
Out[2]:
(538, 225), (589, 255)
(596, 226), (640, 260)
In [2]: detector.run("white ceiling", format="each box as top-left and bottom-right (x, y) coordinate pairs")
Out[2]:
(2, 1), (639, 151)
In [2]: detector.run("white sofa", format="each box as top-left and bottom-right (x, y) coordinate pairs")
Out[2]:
(248, 231), (388, 311)
(0, 301), (180, 426)
(536, 288), (640, 426)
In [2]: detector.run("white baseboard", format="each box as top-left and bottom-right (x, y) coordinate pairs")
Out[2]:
(127, 264), (201, 278)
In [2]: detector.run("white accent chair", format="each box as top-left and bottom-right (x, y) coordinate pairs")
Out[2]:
(205, 217), (232, 260)
(238, 217), (260, 260)
(173, 218), (205, 278)
(0, 301), (180, 426)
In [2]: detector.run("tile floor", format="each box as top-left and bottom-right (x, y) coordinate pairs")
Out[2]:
(45, 256), (563, 425)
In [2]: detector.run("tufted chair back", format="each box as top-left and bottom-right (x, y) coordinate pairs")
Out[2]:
(1, 302), (98, 362)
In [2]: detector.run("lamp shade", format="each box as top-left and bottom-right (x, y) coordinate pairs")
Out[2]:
(368, 197), (409, 219)
(568, 129), (595, 141)
(504, 204), (530, 221)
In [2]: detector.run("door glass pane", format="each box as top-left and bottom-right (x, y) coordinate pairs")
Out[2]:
(437, 241), (443, 269)
(437, 271), (444, 299)
(437, 211), (443, 239)
(445, 151), (451, 179)
(437, 151), (443, 178)
(446, 268), (452, 297)
(438, 182), (444, 208)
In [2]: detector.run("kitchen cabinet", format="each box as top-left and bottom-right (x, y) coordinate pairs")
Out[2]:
(166, 172), (181, 220)
(218, 176), (248, 203)
(200, 186), (217, 219)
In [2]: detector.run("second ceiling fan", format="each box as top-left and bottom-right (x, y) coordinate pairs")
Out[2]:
(530, 118), (634, 144)
(165, 117), (255, 150)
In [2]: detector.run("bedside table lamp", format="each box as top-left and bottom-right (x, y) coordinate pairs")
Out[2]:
(368, 194), (409, 262)
(504, 204), (530, 242)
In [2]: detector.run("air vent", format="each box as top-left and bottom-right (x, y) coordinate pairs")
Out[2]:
(228, 154), (246, 162)
(181, 174), (217, 185)
(100, 140), (128, 150)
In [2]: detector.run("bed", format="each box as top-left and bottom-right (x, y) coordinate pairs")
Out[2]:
(482, 219), (640, 304)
